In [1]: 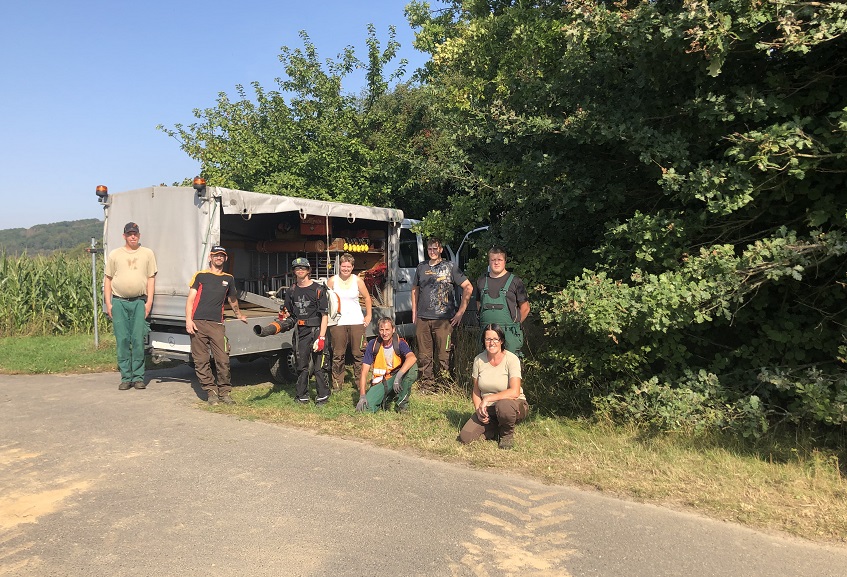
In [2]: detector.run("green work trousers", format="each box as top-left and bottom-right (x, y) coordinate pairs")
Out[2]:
(362, 364), (419, 413)
(111, 297), (148, 383)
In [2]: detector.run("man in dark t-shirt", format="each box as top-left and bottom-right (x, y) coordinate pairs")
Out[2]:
(186, 246), (247, 405)
(412, 237), (473, 388)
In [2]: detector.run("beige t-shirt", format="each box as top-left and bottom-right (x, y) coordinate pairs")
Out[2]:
(105, 246), (158, 298)
(472, 349), (525, 401)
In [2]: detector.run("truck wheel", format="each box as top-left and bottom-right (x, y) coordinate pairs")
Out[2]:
(269, 349), (297, 384)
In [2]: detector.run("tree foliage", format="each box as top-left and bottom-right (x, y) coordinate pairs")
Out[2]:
(159, 26), (447, 214)
(0, 219), (103, 255)
(158, 2), (847, 435)
(410, 0), (847, 433)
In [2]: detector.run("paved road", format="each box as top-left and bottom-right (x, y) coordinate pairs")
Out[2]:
(1, 366), (845, 577)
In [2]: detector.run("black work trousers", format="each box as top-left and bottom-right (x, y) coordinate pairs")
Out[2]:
(295, 326), (330, 403)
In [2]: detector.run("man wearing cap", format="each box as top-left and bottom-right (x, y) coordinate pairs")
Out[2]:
(104, 222), (158, 390)
(185, 246), (248, 405)
(284, 257), (331, 405)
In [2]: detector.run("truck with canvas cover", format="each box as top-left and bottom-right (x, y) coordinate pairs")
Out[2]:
(98, 184), (449, 383)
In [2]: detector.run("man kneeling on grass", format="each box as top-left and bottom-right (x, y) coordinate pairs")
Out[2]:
(356, 317), (418, 413)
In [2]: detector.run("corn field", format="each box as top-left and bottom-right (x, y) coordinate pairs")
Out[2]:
(0, 251), (109, 336)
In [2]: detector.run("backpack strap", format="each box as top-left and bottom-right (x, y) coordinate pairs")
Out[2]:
(372, 335), (405, 364)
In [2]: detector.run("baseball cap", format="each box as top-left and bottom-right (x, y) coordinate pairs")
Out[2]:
(124, 222), (140, 234)
(209, 245), (228, 256)
(291, 257), (311, 269)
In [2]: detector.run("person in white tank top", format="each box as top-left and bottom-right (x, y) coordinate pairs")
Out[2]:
(327, 253), (373, 390)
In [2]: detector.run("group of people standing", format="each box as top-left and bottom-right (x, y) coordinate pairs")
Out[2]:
(104, 222), (531, 449)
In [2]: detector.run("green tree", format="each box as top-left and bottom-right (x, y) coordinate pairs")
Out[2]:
(159, 26), (439, 211)
(411, 0), (847, 432)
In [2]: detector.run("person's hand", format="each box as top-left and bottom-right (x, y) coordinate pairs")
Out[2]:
(313, 336), (326, 352)
(393, 371), (405, 394)
(238, 314), (248, 323)
(450, 311), (464, 327)
(356, 395), (369, 412)
(186, 320), (196, 335)
(476, 402), (489, 424)
(363, 314), (372, 327)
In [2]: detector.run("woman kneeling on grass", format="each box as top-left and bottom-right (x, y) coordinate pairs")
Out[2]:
(459, 323), (528, 450)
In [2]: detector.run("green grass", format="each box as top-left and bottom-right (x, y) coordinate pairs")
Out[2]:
(0, 333), (117, 374)
(1, 334), (845, 544)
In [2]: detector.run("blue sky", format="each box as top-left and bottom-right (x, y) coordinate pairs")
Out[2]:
(0, 0), (432, 230)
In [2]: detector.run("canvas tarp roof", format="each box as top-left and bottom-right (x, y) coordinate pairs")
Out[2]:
(103, 186), (404, 302)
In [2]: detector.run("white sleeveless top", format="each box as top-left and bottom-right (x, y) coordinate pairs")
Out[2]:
(331, 275), (365, 326)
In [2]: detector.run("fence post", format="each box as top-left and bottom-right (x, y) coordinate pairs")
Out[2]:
(87, 238), (103, 347)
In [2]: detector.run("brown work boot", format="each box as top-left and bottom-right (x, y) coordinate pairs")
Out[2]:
(219, 394), (235, 405)
(498, 435), (515, 450)
(118, 382), (132, 390)
(206, 391), (220, 406)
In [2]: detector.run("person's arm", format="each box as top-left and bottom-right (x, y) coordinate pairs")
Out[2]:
(399, 350), (417, 374)
(185, 288), (198, 335)
(145, 275), (155, 317)
(104, 276), (113, 318)
(471, 378), (489, 423)
(476, 277), (482, 312)
(411, 285), (419, 324)
(451, 278), (473, 327)
(518, 300), (531, 323)
(228, 295), (247, 323)
(357, 277), (373, 326)
(359, 362), (372, 396)
(313, 313), (329, 352)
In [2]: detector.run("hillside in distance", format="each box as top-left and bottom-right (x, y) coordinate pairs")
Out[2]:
(0, 219), (104, 255)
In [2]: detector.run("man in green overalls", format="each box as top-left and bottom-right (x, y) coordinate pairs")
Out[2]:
(475, 247), (530, 355)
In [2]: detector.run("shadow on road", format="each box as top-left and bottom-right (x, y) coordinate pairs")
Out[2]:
(146, 357), (276, 400)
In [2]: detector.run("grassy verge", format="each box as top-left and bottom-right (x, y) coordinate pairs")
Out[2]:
(0, 333), (117, 374)
(1, 335), (844, 543)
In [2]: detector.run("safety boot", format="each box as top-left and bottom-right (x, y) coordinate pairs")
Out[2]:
(498, 435), (515, 450)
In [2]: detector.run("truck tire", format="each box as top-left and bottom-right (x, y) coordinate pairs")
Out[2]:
(269, 349), (297, 384)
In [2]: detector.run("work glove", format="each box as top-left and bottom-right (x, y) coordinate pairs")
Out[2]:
(392, 371), (405, 394)
(313, 336), (326, 352)
(355, 395), (369, 412)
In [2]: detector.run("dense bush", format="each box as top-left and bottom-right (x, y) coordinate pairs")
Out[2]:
(411, 0), (847, 434)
